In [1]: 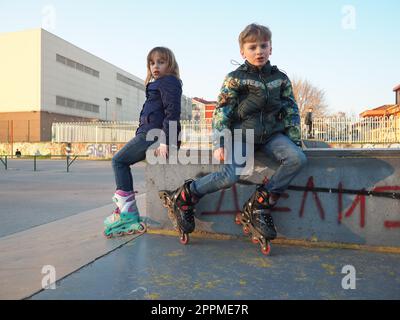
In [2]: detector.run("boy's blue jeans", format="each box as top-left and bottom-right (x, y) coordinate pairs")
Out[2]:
(190, 132), (307, 197)
(112, 133), (157, 192)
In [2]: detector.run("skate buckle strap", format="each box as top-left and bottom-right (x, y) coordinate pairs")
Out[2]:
(181, 190), (187, 201)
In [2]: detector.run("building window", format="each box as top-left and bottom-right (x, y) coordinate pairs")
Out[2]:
(56, 95), (100, 114)
(116, 97), (122, 106)
(116, 73), (145, 90)
(56, 54), (100, 78)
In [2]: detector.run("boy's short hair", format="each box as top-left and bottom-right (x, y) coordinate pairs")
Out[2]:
(239, 23), (272, 49)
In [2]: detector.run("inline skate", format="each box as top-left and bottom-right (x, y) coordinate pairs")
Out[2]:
(104, 190), (146, 238)
(159, 180), (198, 245)
(235, 186), (279, 255)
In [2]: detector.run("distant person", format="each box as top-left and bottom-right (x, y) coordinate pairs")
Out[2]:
(103, 47), (182, 238)
(194, 111), (201, 131)
(15, 149), (21, 158)
(305, 108), (313, 138)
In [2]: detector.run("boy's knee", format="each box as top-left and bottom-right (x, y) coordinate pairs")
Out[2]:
(227, 173), (240, 185)
(286, 150), (307, 169)
(220, 170), (240, 188)
(295, 151), (307, 169)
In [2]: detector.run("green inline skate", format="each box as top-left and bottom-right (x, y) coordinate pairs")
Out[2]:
(104, 190), (146, 238)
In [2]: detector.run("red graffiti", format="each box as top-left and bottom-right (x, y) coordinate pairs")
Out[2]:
(299, 176), (325, 220)
(298, 178), (399, 230)
(201, 184), (291, 215)
(199, 176), (400, 231)
(201, 184), (241, 215)
(340, 190), (366, 228)
(373, 186), (400, 229)
(338, 182), (343, 224)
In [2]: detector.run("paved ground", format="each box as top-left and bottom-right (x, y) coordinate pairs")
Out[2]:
(0, 159), (145, 237)
(1, 159), (399, 300)
(30, 233), (400, 300)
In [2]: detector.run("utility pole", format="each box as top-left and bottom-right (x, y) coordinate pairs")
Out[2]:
(104, 97), (110, 121)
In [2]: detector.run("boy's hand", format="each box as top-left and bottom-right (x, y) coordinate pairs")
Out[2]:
(155, 143), (168, 158)
(213, 147), (225, 161)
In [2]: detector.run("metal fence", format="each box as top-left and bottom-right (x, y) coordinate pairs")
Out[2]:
(305, 117), (400, 144)
(51, 121), (139, 144)
(52, 117), (400, 145)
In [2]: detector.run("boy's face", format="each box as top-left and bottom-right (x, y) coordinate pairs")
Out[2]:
(240, 39), (272, 69)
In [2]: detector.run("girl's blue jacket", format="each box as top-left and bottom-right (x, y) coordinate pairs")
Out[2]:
(136, 75), (182, 146)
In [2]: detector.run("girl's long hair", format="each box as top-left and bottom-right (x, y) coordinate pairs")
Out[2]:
(145, 47), (180, 85)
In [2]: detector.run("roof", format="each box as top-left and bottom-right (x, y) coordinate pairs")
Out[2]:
(393, 84), (400, 91)
(360, 104), (400, 117)
(192, 97), (217, 105)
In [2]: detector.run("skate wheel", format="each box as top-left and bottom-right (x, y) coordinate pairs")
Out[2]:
(137, 222), (147, 234)
(252, 237), (259, 244)
(126, 229), (135, 235)
(117, 231), (124, 237)
(243, 226), (250, 234)
(179, 233), (189, 245)
(235, 213), (241, 225)
(261, 243), (271, 255)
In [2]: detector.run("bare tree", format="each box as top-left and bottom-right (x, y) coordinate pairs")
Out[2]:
(291, 77), (328, 117)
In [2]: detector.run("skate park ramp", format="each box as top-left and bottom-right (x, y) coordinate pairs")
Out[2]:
(0, 195), (147, 300)
(302, 139), (330, 148)
(30, 233), (400, 300)
(1, 152), (399, 300)
(146, 149), (400, 248)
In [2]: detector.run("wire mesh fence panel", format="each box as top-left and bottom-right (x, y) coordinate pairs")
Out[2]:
(51, 117), (400, 145)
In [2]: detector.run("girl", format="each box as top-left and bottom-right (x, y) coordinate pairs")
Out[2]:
(104, 47), (182, 238)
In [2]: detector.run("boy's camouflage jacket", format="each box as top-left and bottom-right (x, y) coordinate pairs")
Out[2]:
(212, 60), (301, 148)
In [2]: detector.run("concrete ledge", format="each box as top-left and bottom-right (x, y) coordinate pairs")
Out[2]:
(146, 149), (400, 247)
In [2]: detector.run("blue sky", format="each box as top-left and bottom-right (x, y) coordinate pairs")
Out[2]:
(1, 0), (399, 115)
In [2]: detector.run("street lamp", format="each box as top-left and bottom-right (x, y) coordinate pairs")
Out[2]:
(104, 97), (110, 121)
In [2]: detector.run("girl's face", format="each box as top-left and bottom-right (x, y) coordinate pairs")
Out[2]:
(149, 53), (168, 80)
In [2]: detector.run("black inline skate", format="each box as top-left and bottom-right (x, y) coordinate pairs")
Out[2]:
(235, 185), (279, 255)
(159, 179), (199, 245)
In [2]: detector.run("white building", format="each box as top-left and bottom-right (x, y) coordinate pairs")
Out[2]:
(0, 28), (192, 142)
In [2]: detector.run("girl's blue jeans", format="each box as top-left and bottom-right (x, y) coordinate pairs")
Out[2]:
(112, 133), (157, 192)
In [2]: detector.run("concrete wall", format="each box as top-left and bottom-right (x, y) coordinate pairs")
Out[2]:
(0, 142), (124, 158)
(145, 149), (400, 247)
(0, 142), (67, 156)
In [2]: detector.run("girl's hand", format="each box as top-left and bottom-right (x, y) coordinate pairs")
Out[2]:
(213, 147), (225, 161)
(155, 143), (168, 158)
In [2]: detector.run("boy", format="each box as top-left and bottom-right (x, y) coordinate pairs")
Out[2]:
(162, 23), (307, 252)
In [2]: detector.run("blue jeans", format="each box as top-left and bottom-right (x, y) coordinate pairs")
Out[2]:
(112, 133), (157, 192)
(190, 133), (307, 197)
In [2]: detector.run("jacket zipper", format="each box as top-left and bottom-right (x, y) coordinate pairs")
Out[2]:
(258, 73), (268, 142)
